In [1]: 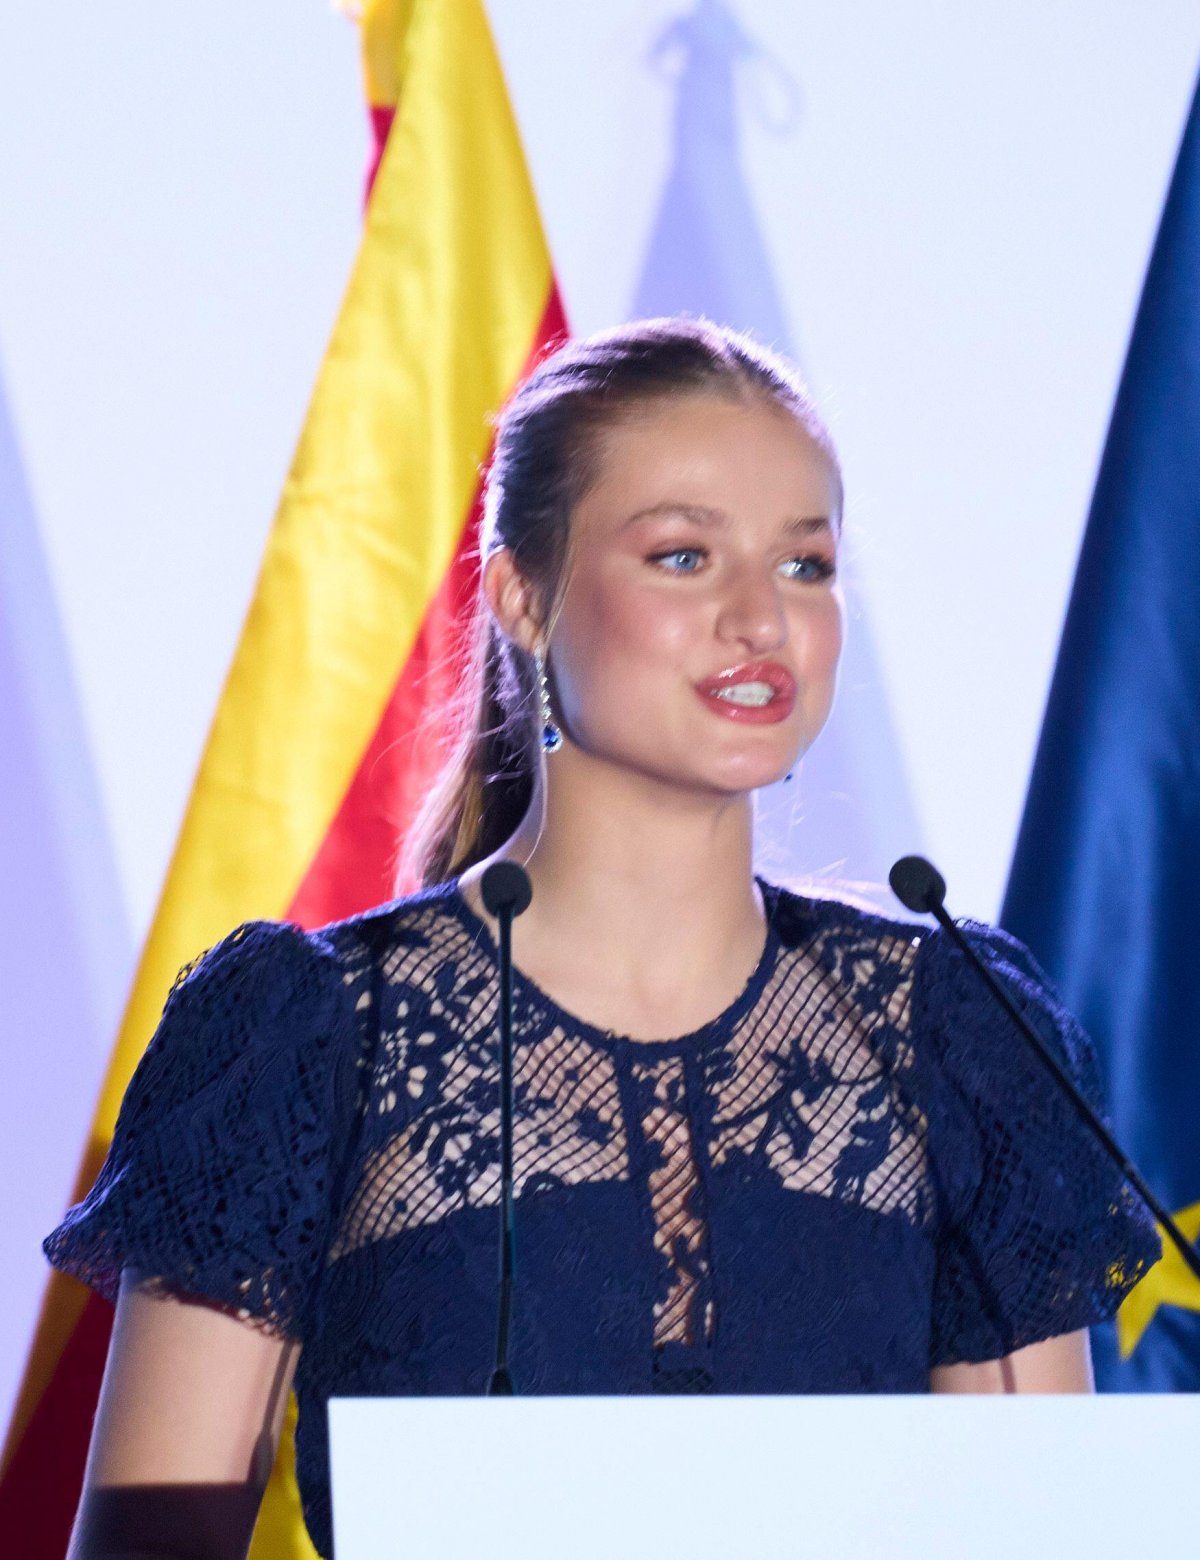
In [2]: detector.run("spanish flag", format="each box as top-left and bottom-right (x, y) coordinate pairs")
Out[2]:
(0, 2), (566, 1554)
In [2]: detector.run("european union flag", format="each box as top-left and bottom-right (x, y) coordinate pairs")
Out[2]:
(1001, 77), (1200, 1391)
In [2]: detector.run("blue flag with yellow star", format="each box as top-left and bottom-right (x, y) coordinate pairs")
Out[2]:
(1000, 74), (1200, 1391)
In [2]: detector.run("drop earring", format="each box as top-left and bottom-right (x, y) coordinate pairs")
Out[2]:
(534, 644), (562, 753)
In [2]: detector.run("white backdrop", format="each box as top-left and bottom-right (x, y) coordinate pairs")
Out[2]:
(1, 0), (1198, 1436)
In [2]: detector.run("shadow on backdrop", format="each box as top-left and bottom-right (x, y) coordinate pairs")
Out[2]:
(631, 0), (922, 906)
(0, 360), (132, 1429)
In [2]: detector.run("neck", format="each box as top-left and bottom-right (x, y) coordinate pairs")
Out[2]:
(494, 746), (767, 993)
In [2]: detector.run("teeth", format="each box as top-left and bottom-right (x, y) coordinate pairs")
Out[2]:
(713, 681), (776, 707)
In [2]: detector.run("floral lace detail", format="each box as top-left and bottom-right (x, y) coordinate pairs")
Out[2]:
(329, 887), (939, 1356)
(45, 879), (1162, 1559)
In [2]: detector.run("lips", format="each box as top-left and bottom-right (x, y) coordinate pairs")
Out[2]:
(694, 659), (797, 725)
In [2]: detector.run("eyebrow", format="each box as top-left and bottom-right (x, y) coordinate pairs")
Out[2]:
(619, 501), (835, 536)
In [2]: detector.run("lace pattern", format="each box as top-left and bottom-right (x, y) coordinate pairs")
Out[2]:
(44, 877), (1163, 1559)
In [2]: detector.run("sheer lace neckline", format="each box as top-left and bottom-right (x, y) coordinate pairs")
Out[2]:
(442, 874), (784, 1052)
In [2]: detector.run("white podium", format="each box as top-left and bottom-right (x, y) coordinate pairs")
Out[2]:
(329, 1393), (1197, 1559)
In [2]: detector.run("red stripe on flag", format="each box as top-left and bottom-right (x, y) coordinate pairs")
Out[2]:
(288, 281), (568, 928)
(366, 105), (396, 205)
(287, 480), (486, 926)
(0, 1291), (113, 1558)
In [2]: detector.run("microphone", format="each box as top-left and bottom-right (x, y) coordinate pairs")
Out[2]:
(888, 854), (946, 916)
(481, 859), (534, 920)
(889, 854), (1200, 1286)
(481, 860), (533, 1395)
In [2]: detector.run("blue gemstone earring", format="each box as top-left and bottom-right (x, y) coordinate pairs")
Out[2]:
(535, 645), (562, 753)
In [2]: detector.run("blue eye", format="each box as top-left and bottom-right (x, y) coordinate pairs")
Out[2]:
(649, 548), (707, 573)
(647, 548), (836, 580)
(780, 555), (836, 582)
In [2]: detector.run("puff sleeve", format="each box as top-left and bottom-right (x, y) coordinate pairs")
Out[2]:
(43, 920), (359, 1341)
(916, 919), (1162, 1367)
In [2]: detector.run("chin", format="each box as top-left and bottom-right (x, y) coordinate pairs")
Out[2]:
(695, 752), (798, 795)
(711, 730), (810, 787)
(597, 722), (807, 794)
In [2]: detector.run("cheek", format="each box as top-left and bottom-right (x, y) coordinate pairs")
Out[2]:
(790, 592), (845, 680)
(561, 569), (697, 685)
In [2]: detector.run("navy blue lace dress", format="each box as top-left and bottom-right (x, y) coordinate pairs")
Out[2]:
(45, 876), (1161, 1558)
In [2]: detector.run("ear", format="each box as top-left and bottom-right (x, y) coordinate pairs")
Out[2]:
(481, 547), (544, 655)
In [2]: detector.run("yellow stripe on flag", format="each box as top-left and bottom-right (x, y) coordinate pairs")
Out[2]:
(5, 7), (554, 1554)
(358, 0), (417, 107)
(101, 0), (551, 1145)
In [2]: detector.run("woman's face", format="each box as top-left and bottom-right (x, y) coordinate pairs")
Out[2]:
(548, 390), (844, 795)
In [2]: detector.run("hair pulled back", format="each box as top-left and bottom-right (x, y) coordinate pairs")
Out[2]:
(398, 315), (838, 890)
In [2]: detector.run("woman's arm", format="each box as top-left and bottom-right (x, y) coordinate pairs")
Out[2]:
(67, 1269), (299, 1560)
(929, 1326), (1094, 1394)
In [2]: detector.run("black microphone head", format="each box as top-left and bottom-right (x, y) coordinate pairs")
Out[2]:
(481, 859), (533, 918)
(888, 855), (947, 915)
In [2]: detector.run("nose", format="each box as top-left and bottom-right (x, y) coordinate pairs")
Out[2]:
(714, 561), (788, 654)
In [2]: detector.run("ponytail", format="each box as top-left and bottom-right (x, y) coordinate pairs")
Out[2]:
(396, 609), (541, 890)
